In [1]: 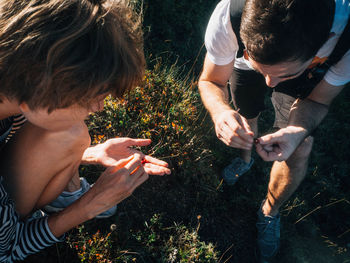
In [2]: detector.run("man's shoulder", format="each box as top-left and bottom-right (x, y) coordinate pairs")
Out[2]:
(205, 1), (236, 45)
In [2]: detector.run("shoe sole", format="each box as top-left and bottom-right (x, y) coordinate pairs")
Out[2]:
(42, 205), (63, 215)
(43, 205), (115, 219)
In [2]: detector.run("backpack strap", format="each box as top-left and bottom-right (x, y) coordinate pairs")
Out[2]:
(230, 0), (246, 58)
(325, 16), (350, 67)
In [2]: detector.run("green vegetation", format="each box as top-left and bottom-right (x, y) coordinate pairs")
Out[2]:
(24, 0), (350, 262)
(141, 0), (217, 73)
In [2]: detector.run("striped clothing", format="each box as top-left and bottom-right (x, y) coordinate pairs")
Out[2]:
(0, 116), (61, 262)
(0, 115), (26, 147)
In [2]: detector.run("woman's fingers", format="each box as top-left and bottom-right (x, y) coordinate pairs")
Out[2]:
(107, 155), (134, 173)
(143, 163), (171, 175)
(143, 155), (168, 167)
(124, 138), (152, 147)
(123, 154), (143, 173)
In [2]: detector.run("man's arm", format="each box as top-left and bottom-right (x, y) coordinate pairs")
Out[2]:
(198, 54), (254, 150)
(256, 79), (345, 161)
(288, 79), (344, 134)
(198, 54), (234, 116)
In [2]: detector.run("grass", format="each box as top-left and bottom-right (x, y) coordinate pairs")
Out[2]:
(24, 0), (350, 261)
(24, 60), (350, 263)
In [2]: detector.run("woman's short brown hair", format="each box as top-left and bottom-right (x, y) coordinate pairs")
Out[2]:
(0, 0), (145, 112)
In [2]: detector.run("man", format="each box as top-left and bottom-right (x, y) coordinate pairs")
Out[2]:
(198, 0), (350, 261)
(0, 0), (170, 262)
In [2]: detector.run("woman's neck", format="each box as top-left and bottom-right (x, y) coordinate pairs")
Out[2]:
(0, 98), (21, 120)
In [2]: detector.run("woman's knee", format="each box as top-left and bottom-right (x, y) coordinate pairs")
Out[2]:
(0, 123), (91, 216)
(62, 123), (91, 156)
(1, 122), (91, 188)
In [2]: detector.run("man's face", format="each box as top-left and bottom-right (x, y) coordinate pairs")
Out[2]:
(244, 51), (313, 88)
(20, 94), (107, 131)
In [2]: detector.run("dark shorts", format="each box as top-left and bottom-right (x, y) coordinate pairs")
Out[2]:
(230, 68), (316, 128)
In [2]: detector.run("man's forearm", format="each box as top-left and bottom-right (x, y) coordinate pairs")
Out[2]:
(198, 80), (233, 119)
(198, 54), (236, 119)
(288, 79), (345, 139)
(288, 98), (329, 137)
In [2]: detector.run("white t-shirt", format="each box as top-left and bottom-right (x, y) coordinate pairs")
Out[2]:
(205, 0), (350, 86)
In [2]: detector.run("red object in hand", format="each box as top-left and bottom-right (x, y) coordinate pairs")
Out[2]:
(254, 138), (259, 144)
(141, 159), (147, 164)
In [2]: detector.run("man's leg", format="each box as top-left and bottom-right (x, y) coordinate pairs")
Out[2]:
(0, 122), (90, 218)
(222, 68), (266, 185)
(257, 136), (313, 262)
(264, 91), (314, 215)
(257, 91), (314, 261)
(263, 136), (313, 216)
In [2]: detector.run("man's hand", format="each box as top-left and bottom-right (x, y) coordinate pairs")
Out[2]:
(82, 137), (171, 175)
(213, 109), (254, 150)
(255, 126), (307, 161)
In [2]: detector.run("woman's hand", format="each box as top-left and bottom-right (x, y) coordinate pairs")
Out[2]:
(84, 154), (148, 217)
(48, 154), (149, 236)
(82, 137), (171, 175)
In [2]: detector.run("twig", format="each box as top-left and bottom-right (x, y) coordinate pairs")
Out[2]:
(223, 255), (233, 263)
(294, 206), (321, 224)
(280, 200), (305, 215)
(323, 198), (346, 208)
(218, 243), (234, 263)
(337, 228), (350, 238)
(158, 153), (180, 159)
(312, 192), (320, 199)
(184, 43), (205, 83)
(55, 244), (61, 263)
(294, 198), (349, 224)
(216, 179), (224, 191)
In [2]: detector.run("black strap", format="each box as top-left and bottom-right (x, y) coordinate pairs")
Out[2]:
(325, 16), (350, 67)
(229, 0), (245, 58)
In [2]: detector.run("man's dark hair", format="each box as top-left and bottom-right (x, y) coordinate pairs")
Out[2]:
(0, 0), (145, 112)
(240, 0), (335, 65)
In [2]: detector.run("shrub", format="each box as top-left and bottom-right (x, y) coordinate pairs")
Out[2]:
(87, 61), (220, 187)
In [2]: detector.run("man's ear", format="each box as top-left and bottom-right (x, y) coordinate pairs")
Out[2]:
(19, 102), (30, 113)
(243, 49), (249, 60)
